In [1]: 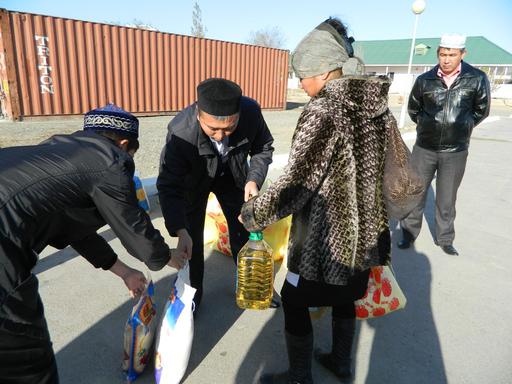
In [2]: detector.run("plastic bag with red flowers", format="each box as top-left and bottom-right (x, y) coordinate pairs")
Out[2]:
(355, 265), (407, 319)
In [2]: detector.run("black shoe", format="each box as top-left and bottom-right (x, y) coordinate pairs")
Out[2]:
(441, 245), (459, 256)
(260, 332), (313, 384)
(314, 350), (352, 382)
(397, 239), (412, 249)
(270, 297), (281, 309)
(397, 229), (414, 249)
(314, 317), (355, 382)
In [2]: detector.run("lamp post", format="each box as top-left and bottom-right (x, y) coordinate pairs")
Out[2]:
(398, 0), (426, 128)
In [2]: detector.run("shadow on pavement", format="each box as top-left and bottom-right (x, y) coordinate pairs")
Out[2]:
(34, 228), (118, 275)
(34, 205), (164, 275)
(235, 308), (284, 384)
(362, 224), (447, 384)
(423, 183), (437, 242)
(183, 251), (244, 382)
(236, 220), (448, 384)
(286, 101), (307, 110)
(52, 248), (243, 383)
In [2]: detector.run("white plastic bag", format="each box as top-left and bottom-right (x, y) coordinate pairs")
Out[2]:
(154, 263), (196, 384)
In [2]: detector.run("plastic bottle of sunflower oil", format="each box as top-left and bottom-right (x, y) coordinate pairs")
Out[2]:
(236, 232), (274, 310)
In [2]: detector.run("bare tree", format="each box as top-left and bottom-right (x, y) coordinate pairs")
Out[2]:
(191, 1), (207, 38)
(247, 26), (286, 48)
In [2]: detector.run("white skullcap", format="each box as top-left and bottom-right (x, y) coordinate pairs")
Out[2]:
(439, 34), (466, 49)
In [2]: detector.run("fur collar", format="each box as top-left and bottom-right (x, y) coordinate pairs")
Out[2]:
(318, 75), (391, 119)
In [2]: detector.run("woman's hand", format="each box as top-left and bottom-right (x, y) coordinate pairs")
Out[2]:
(244, 181), (259, 202)
(167, 248), (191, 270)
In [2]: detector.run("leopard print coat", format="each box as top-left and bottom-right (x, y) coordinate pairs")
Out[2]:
(242, 75), (393, 285)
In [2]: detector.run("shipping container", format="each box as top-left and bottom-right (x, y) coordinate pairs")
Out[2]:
(0, 9), (289, 120)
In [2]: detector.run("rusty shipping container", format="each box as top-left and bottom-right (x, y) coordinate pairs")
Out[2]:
(0, 8), (289, 120)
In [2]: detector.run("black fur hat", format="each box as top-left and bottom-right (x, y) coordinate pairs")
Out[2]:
(197, 78), (242, 116)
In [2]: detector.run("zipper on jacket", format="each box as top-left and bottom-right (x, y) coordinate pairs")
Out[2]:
(439, 81), (451, 148)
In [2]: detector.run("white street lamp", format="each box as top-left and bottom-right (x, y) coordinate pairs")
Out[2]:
(398, 0), (426, 128)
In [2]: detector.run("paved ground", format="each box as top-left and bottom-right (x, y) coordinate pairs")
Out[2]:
(5, 97), (512, 383)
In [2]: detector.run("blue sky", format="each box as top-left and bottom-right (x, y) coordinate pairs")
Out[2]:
(2, 0), (512, 53)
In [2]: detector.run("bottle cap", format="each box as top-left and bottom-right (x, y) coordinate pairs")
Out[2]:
(249, 232), (263, 241)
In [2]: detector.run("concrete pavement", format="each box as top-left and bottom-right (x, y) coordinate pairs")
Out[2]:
(34, 109), (512, 383)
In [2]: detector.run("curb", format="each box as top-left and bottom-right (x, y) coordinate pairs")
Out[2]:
(141, 132), (419, 199)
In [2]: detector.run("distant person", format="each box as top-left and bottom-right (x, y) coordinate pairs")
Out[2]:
(240, 17), (392, 383)
(397, 34), (490, 255)
(157, 78), (276, 310)
(0, 104), (188, 384)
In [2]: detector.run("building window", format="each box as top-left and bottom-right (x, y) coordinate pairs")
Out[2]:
(414, 43), (431, 56)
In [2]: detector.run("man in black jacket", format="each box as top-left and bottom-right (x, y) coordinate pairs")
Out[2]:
(397, 34), (490, 255)
(157, 78), (274, 308)
(0, 104), (187, 384)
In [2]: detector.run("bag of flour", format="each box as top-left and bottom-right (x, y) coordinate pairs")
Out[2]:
(154, 263), (196, 384)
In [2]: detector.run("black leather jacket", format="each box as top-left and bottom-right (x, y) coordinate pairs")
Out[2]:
(408, 61), (490, 152)
(0, 131), (171, 337)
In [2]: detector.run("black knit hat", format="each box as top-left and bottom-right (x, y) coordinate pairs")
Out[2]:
(197, 78), (242, 116)
(84, 103), (139, 138)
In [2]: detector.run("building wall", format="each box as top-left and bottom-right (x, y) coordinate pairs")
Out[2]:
(366, 64), (512, 95)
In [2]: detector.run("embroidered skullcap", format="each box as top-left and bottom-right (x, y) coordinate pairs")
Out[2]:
(291, 19), (364, 78)
(439, 34), (466, 49)
(84, 103), (139, 138)
(197, 78), (242, 116)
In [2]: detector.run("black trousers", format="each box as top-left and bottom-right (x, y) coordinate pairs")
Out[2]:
(1, 237), (58, 384)
(186, 170), (249, 306)
(0, 328), (59, 384)
(401, 145), (468, 245)
(281, 270), (370, 336)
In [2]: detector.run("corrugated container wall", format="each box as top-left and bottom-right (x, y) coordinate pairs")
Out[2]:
(0, 9), (289, 120)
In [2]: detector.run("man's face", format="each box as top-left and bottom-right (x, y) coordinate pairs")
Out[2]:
(438, 48), (465, 75)
(197, 110), (239, 142)
(127, 148), (137, 158)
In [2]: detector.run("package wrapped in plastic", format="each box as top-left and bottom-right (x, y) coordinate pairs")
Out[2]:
(122, 280), (157, 382)
(204, 193), (291, 262)
(133, 171), (150, 213)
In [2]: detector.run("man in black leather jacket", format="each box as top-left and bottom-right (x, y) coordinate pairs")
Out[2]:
(398, 34), (490, 255)
(157, 78), (274, 308)
(0, 104), (187, 384)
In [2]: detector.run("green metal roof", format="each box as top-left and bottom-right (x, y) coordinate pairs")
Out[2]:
(353, 36), (512, 66)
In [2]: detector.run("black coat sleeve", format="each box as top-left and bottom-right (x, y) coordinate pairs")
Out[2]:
(91, 159), (170, 271)
(70, 232), (117, 270)
(246, 108), (274, 188)
(473, 72), (491, 126)
(157, 120), (192, 236)
(408, 77), (423, 124)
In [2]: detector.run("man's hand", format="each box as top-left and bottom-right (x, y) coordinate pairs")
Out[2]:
(167, 248), (190, 270)
(123, 269), (148, 298)
(176, 228), (193, 259)
(109, 259), (147, 298)
(244, 181), (259, 202)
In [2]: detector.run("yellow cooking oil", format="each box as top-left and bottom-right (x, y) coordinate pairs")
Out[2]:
(236, 232), (274, 310)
